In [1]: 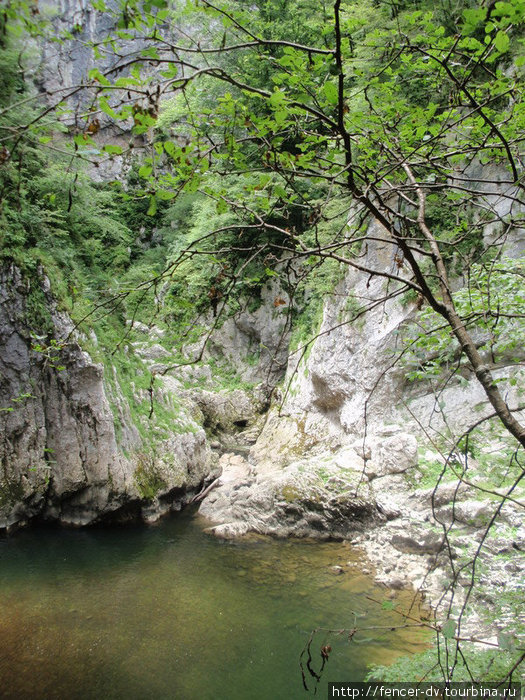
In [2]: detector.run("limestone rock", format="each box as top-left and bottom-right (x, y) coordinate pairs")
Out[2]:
(390, 523), (445, 555)
(434, 499), (495, 529)
(134, 343), (172, 361)
(413, 481), (470, 508)
(190, 388), (260, 436)
(354, 432), (418, 479)
(203, 278), (291, 386)
(199, 448), (377, 539)
(0, 265), (215, 532)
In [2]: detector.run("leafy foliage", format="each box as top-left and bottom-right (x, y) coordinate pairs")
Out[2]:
(402, 256), (525, 381)
(367, 646), (522, 683)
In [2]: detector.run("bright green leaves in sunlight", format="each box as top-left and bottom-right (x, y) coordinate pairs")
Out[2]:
(402, 257), (525, 382)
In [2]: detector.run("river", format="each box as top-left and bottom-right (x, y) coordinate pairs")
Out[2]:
(0, 509), (428, 699)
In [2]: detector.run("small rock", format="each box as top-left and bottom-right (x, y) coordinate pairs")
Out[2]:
(414, 481), (469, 508)
(330, 565), (345, 575)
(391, 528), (444, 555)
(135, 343), (171, 361)
(434, 499), (493, 528)
(364, 433), (418, 480)
(388, 578), (406, 590)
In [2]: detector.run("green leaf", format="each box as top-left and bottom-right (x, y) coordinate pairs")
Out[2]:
(269, 90), (286, 108)
(114, 76), (141, 87)
(441, 619), (456, 639)
(494, 30), (510, 53)
(156, 189), (175, 201)
(497, 631), (516, 651)
(463, 7), (487, 33)
(216, 199), (228, 214)
(323, 81), (339, 105)
(102, 145), (123, 155)
(274, 110), (288, 126)
(147, 195), (157, 216)
(163, 141), (179, 159)
(99, 98), (118, 119)
(381, 600), (395, 610)
(265, 268), (279, 277)
(139, 165), (153, 178)
(74, 133), (95, 147)
(141, 46), (160, 59)
(88, 68), (111, 86)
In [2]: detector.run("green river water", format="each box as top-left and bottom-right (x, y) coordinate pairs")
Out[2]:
(0, 509), (428, 699)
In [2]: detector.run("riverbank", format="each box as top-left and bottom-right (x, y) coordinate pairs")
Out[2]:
(198, 440), (525, 646)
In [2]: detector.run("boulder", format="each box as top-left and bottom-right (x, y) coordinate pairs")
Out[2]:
(199, 448), (377, 539)
(190, 388), (259, 435)
(390, 522), (445, 554)
(434, 499), (494, 529)
(352, 432), (418, 479)
(413, 481), (470, 508)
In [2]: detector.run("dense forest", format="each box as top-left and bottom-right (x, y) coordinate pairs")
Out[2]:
(0, 0), (524, 695)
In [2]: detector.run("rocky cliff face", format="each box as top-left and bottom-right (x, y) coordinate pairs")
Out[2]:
(39, 0), (116, 97)
(0, 264), (215, 532)
(252, 210), (525, 464)
(199, 278), (292, 390)
(36, 0), (176, 180)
